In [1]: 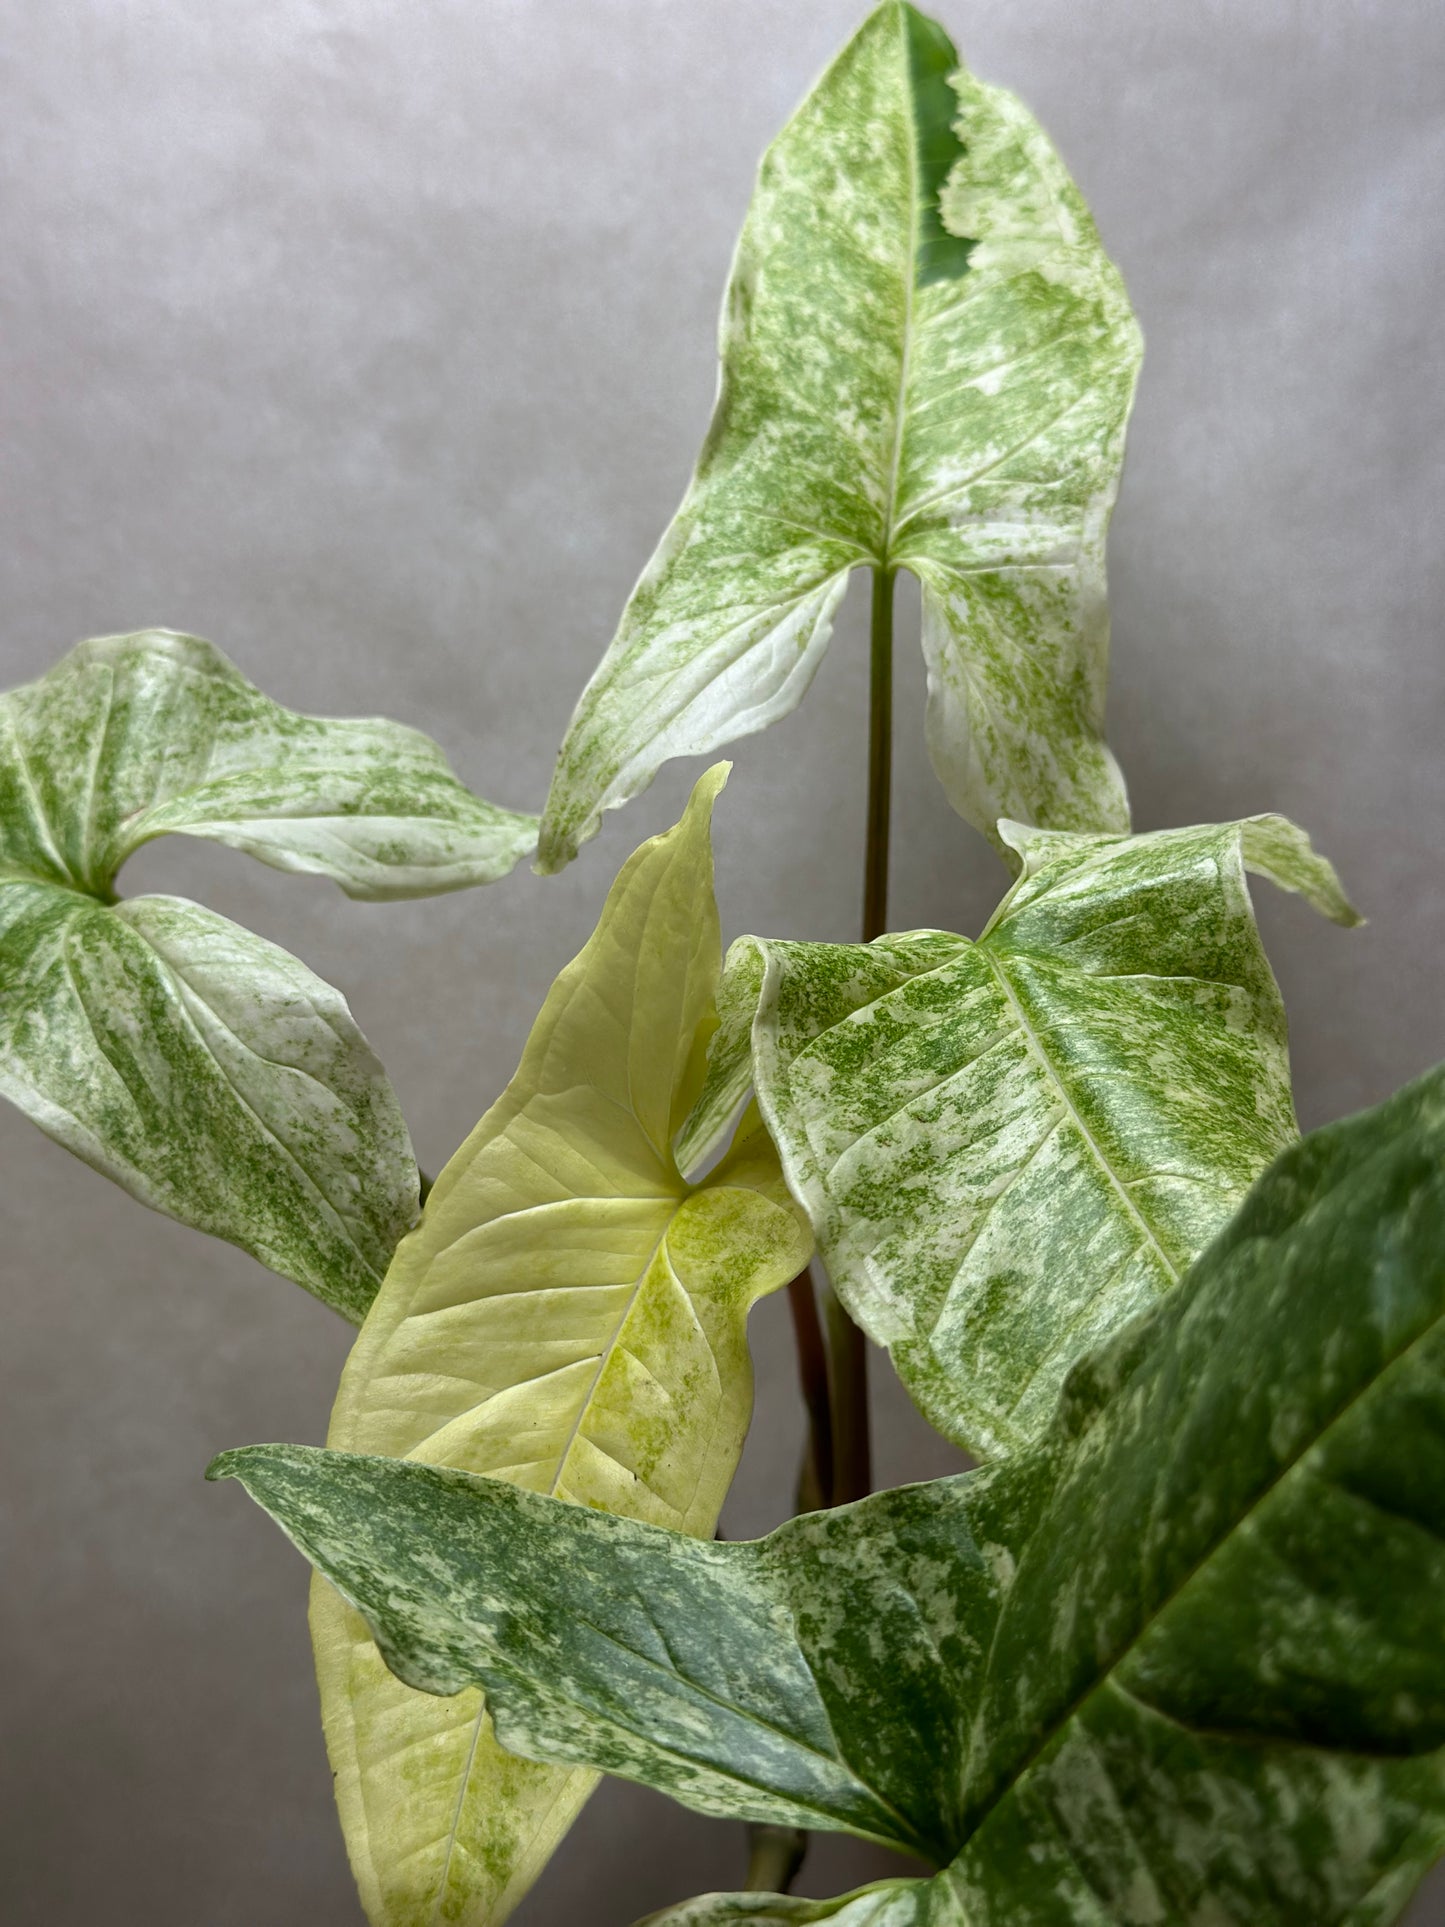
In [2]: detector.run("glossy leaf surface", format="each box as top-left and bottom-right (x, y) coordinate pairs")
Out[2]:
(214, 1063), (1445, 1922)
(537, 0), (1141, 872)
(310, 767), (811, 1927)
(687, 814), (1357, 1454)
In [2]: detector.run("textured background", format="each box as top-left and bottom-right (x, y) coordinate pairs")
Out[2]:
(2, 3), (1443, 1922)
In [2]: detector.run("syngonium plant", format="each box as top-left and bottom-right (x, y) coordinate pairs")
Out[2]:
(5, 5), (1440, 1925)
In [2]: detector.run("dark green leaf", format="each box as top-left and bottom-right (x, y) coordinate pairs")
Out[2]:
(213, 1065), (1445, 1918)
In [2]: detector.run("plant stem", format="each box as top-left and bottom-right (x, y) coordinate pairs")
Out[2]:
(787, 1267), (834, 1514)
(816, 566), (895, 1508)
(863, 565), (895, 945)
(757, 567), (893, 1893)
(823, 1274), (871, 1505)
(743, 1822), (808, 1894)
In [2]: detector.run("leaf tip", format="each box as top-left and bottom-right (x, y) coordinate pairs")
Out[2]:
(1239, 815), (1365, 930)
(204, 1448), (245, 1484)
(692, 759), (733, 808)
(204, 1442), (292, 1491)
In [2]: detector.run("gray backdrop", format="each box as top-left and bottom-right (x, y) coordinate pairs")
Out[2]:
(2, 3), (1442, 1922)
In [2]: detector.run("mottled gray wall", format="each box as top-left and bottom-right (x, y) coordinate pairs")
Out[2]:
(2, 3), (1443, 1922)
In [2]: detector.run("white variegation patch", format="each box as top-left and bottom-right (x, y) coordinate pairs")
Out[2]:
(538, 0), (1142, 873)
(685, 815), (1359, 1454)
(0, 628), (534, 1315)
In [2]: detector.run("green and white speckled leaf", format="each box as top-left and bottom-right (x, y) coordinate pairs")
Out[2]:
(213, 1063), (1445, 1924)
(0, 883), (414, 1320)
(642, 1770), (1445, 1927)
(688, 814), (1358, 1455)
(309, 766), (812, 1927)
(0, 628), (537, 1314)
(0, 630), (536, 899)
(636, 1886), (945, 1926)
(537, 0), (1141, 874)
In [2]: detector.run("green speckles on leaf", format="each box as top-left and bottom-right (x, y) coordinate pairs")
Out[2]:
(537, 0), (1141, 872)
(309, 768), (812, 1927)
(0, 627), (539, 1311)
(636, 1883), (944, 1925)
(1239, 812), (1364, 926)
(0, 630), (537, 900)
(213, 1064), (1445, 1922)
(0, 882), (414, 1319)
(692, 816), (1355, 1456)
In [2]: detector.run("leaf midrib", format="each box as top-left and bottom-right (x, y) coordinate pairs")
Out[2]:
(77, 659), (118, 892)
(413, 1176), (681, 1918)
(428, 1700), (489, 1927)
(981, 948), (1182, 1288)
(0, 863), (105, 902)
(878, 0), (921, 568)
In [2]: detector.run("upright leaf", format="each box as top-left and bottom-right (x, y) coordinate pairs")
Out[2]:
(213, 1062), (1445, 1925)
(0, 629), (536, 1314)
(310, 766), (811, 1927)
(537, 0), (1141, 873)
(685, 814), (1358, 1454)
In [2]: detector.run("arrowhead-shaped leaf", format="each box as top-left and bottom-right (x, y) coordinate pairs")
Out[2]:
(0, 629), (537, 1314)
(683, 814), (1358, 1455)
(537, 0), (1142, 873)
(213, 1062), (1445, 1923)
(308, 766), (812, 1927)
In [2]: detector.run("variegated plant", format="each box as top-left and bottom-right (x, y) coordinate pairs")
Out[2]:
(0, 628), (535, 1318)
(216, 1063), (1445, 1926)
(310, 768), (810, 1926)
(10, 3), (1433, 1925)
(681, 813), (1360, 1455)
(537, 0), (1141, 878)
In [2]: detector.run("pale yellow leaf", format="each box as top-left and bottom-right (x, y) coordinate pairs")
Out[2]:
(312, 764), (811, 1926)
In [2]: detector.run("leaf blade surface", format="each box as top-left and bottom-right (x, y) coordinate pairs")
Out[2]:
(0, 630), (537, 899)
(0, 626), (540, 1307)
(537, 0), (1141, 871)
(310, 767), (811, 1927)
(0, 882), (414, 1317)
(713, 817), (1355, 1453)
(214, 1063), (1445, 1921)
